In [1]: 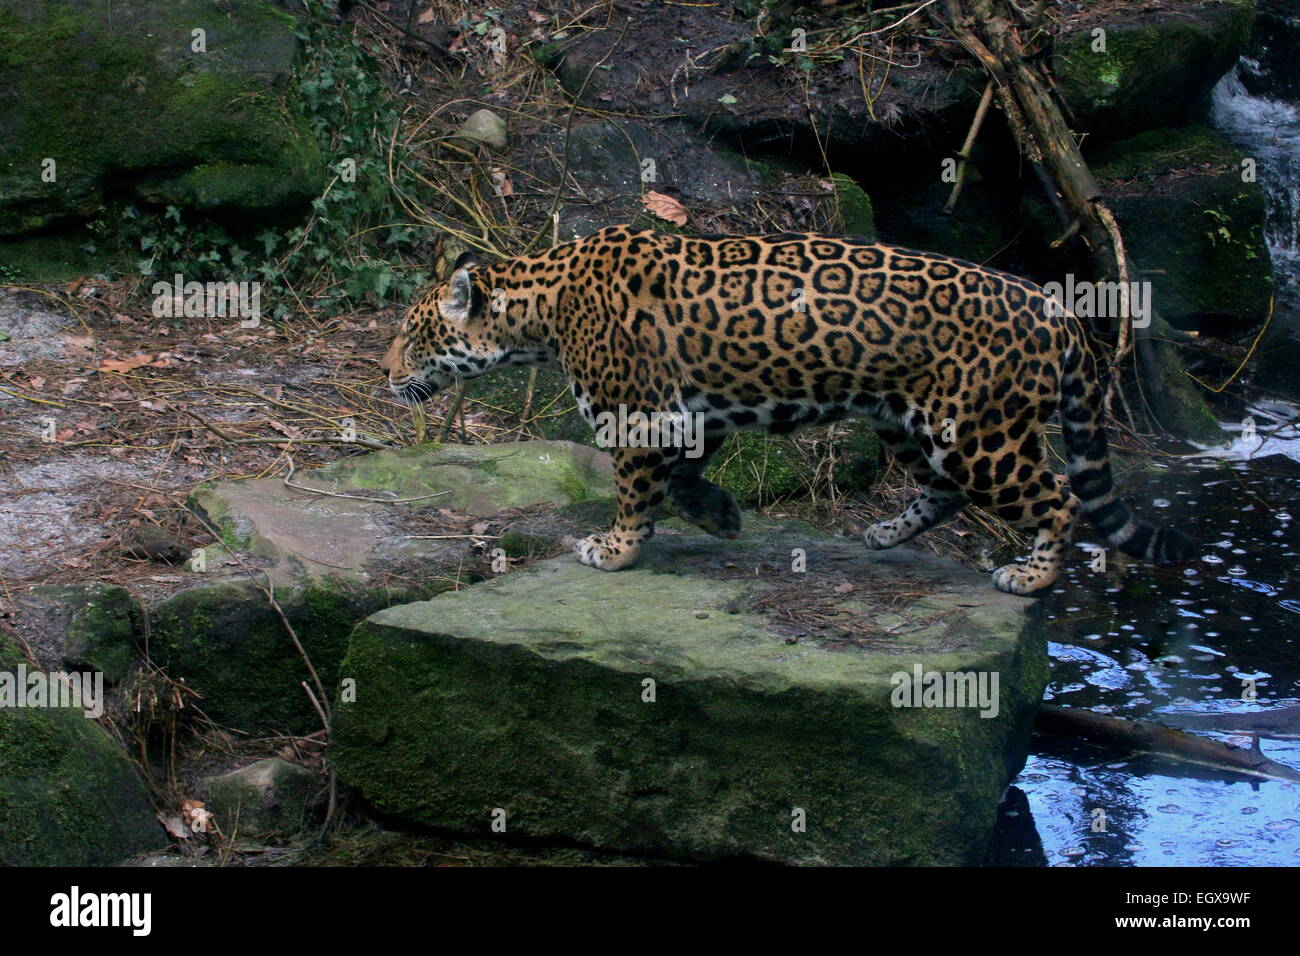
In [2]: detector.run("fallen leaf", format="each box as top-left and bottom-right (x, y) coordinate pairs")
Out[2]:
(642, 191), (688, 226)
(157, 811), (191, 840)
(490, 168), (513, 197)
(98, 353), (160, 374)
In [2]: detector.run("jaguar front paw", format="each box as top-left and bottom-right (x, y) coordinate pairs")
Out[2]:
(570, 531), (643, 571)
(991, 561), (1057, 596)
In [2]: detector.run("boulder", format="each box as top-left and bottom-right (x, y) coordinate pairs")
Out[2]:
(0, 640), (158, 865)
(1240, 0), (1300, 102)
(544, 1), (1253, 168)
(1053, 0), (1256, 141)
(1080, 125), (1270, 335)
(332, 517), (1048, 865)
(13, 582), (142, 683)
(0, 0), (323, 238)
(150, 440), (616, 732)
(545, 3), (976, 171)
(455, 109), (508, 151)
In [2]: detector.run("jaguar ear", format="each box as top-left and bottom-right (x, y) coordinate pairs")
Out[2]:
(452, 250), (481, 271)
(441, 267), (478, 322)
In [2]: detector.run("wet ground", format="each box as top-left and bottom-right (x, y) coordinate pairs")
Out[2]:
(988, 417), (1300, 866)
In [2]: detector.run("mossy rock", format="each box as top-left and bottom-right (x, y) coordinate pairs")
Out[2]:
(0, 637), (158, 865)
(828, 173), (875, 239)
(832, 420), (884, 491)
(1028, 125), (1272, 336)
(161, 441), (617, 732)
(148, 577), (400, 734)
(0, 0), (324, 239)
(14, 582), (143, 683)
(1055, 2), (1256, 140)
(201, 758), (321, 840)
(332, 524), (1048, 865)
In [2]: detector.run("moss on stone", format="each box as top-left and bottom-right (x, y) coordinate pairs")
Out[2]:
(0, 637), (157, 865)
(1147, 314), (1226, 444)
(1088, 126), (1272, 333)
(705, 431), (809, 505)
(828, 172), (875, 238)
(0, 0), (324, 238)
(331, 531), (1048, 865)
(1055, 3), (1255, 137)
(147, 575), (452, 733)
(832, 420), (883, 491)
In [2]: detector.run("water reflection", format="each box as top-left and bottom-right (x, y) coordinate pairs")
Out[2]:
(988, 451), (1300, 865)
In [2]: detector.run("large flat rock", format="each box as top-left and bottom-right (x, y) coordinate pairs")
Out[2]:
(332, 519), (1048, 865)
(188, 439), (615, 587)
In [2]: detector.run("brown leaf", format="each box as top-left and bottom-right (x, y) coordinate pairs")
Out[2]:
(98, 353), (160, 374)
(490, 168), (513, 197)
(157, 811), (191, 840)
(642, 191), (688, 226)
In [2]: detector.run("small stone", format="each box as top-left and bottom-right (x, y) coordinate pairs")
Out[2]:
(201, 758), (321, 840)
(123, 525), (186, 564)
(694, 611), (709, 619)
(455, 109), (507, 150)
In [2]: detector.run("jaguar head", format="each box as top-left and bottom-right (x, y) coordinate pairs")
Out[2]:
(382, 251), (499, 405)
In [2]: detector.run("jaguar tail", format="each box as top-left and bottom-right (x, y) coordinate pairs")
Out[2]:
(1059, 341), (1196, 564)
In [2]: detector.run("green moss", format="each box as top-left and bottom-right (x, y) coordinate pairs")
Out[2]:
(832, 420), (883, 491)
(330, 534), (1048, 865)
(828, 172), (875, 238)
(1055, 4), (1256, 136)
(0, 0), (324, 238)
(148, 575), (456, 733)
(1148, 314), (1225, 444)
(706, 431), (809, 505)
(0, 230), (120, 282)
(1087, 126), (1272, 332)
(0, 636), (157, 865)
(1089, 125), (1240, 181)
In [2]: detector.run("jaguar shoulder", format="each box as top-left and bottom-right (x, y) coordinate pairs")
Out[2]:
(383, 226), (1193, 595)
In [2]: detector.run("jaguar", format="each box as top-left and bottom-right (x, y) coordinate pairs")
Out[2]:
(382, 226), (1193, 595)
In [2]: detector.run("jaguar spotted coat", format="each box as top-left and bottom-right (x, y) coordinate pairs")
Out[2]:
(382, 226), (1193, 595)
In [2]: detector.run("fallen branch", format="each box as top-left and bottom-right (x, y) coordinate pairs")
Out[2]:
(1036, 704), (1300, 783)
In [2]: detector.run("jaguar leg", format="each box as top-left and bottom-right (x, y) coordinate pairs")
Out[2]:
(665, 433), (741, 538)
(863, 422), (965, 550)
(573, 446), (673, 570)
(988, 470), (1081, 596)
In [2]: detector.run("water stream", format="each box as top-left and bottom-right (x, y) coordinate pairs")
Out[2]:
(989, 51), (1300, 866)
